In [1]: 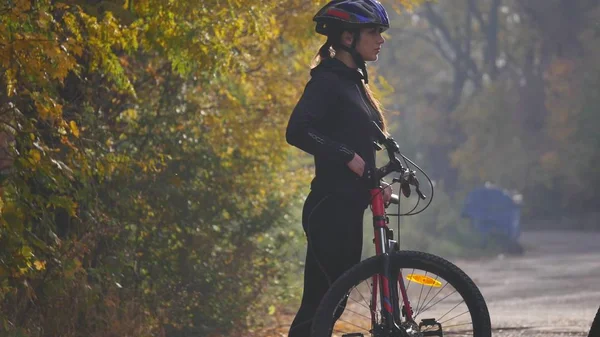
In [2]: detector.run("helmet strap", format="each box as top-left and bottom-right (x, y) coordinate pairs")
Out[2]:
(338, 31), (369, 84)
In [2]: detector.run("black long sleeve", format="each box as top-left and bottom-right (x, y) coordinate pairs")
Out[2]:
(286, 73), (355, 163)
(285, 58), (382, 201)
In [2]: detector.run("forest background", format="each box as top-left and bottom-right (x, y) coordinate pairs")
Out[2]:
(0, 0), (598, 336)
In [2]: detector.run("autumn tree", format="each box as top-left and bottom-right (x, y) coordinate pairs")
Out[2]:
(0, 0), (425, 336)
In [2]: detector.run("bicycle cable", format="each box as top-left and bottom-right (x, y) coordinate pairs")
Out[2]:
(398, 153), (434, 216)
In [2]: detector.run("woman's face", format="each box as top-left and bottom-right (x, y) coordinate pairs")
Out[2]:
(355, 27), (385, 62)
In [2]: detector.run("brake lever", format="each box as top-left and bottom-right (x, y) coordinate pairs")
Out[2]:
(415, 187), (427, 200)
(408, 174), (427, 200)
(393, 169), (411, 198)
(401, 181), (411, 198)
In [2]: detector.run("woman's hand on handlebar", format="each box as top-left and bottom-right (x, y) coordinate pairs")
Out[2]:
(347, 154), (396, 204)
(347, 153), (366, 177)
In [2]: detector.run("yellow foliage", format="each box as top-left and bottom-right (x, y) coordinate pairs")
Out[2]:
(33, 260), (46, 271)
(29, 150), (41, 165)
(0, 0), (427, 335)
(389, 0), (423, 13)
(69, 121), (80, 138)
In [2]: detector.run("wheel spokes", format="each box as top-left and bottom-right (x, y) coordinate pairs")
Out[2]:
(329, 268), (476, 336)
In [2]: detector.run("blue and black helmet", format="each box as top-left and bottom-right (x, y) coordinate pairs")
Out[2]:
(313, 0), (390, 36)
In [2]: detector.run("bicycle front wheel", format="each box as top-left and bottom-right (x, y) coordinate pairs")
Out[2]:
(589, 306), (600, 337)
(312, 250), (491, 337)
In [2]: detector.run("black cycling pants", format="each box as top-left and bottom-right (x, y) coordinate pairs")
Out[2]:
(288, 190), (366, 337)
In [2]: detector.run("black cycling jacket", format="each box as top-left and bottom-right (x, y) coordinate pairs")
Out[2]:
(286, 57), (383, 203)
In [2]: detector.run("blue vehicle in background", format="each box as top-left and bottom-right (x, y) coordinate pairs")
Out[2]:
(461, 183), (524, 254)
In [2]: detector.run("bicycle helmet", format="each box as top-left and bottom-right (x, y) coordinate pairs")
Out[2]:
(313, 0), (390, 36)
(313, 0), (390, 83)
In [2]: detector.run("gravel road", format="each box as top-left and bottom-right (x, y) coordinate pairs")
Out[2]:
(266, 230), (600, 337)
(454, 230), (600, 337)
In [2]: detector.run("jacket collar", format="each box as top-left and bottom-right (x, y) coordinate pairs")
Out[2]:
(311, 57), (364, 83)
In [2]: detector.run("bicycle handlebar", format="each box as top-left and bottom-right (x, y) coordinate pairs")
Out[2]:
(371, 122), (427, 201)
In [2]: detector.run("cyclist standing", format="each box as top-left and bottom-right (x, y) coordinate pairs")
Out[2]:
(285, 1), (393, 336)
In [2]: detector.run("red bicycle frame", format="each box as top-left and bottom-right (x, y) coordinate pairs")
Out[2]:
(366, 121), (421, 330)
(368, 186), (414, 328)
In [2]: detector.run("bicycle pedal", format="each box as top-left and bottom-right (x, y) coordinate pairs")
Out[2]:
(420, 318), (443, 337)
(341, 334), (364, 337)
(422, 331), (443, 337)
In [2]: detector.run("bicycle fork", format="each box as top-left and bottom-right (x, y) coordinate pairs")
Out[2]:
(371, 235), (415, 332)
(370, 190), (415, 333)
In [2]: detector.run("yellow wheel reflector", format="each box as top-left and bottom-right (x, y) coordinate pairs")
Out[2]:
(406, 274), (442, 287)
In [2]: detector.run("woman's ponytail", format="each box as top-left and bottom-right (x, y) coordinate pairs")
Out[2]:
(319, 38), (333, 59)
(312, 37), (335, 68)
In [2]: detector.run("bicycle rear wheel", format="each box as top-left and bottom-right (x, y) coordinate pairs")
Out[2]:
(311, 250), (491, 337)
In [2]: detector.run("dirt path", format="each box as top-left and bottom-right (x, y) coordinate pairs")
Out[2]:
(454, 230), (600, 337)
(263, 230), (600, 337)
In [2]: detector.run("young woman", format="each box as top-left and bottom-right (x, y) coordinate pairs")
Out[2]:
(285, 1), (392, 336)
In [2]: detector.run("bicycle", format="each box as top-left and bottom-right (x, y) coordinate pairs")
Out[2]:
(311, 122), (492, 337)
